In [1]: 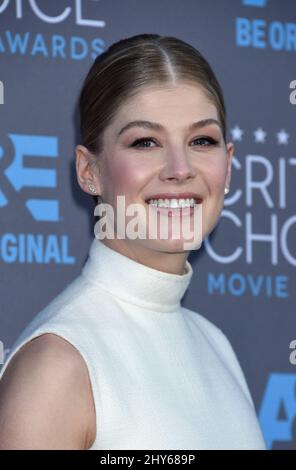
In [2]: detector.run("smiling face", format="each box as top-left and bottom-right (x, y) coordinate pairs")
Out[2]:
(76, 82), (234, 272)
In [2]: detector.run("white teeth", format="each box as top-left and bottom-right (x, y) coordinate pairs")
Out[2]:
(148, 197), (197, 208)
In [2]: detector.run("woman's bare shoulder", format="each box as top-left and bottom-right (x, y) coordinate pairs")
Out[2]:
(0, 333), (96, 450)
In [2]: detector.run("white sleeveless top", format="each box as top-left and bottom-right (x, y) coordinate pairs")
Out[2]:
(0, 238), (266, 450)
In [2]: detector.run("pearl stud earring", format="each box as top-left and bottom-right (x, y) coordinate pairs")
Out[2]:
(224, 187), (229, 195)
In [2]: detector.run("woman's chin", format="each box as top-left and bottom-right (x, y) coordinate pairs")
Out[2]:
(142, 236), (199, 253)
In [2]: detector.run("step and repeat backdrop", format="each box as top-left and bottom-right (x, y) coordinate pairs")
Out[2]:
(0, 0), (295, 450)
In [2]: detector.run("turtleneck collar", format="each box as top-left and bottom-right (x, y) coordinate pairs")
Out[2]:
(81, 238), (193, 312)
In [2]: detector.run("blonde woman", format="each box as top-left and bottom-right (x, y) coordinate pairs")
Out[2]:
(0, 34), (266, 450)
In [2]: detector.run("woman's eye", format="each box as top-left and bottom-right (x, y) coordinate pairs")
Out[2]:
(191, 137), (218, 147)
(130, 138), (156, 148)
(129, 136), (219, 149)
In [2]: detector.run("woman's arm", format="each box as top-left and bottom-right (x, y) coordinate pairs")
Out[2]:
(0, 333), (96, 450)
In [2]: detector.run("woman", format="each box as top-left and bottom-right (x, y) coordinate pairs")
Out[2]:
(0, 34), (266, 450)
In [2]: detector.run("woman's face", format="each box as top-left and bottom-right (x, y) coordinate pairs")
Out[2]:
(77, 82), (233, 261)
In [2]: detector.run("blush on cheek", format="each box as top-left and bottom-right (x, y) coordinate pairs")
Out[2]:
(107, 164), (139, 207)
(113, 159), (151, 199)
(108, 166), (129, 197)
(209, 162), (228, 191)
(113, 160), (137, 187)
(206, 176), (226, 197)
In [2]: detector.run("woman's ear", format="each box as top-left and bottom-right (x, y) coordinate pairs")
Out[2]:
(75, 144), (102, 196)
(225, 142), (234, 191)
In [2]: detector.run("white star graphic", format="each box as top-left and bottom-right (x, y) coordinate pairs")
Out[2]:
(254, 127), (267, 143)
(230, 125), (244, 141)
(277, 129), (289, 145)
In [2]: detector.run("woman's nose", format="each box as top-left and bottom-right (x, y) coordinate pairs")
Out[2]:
(159, 149), (196, 183)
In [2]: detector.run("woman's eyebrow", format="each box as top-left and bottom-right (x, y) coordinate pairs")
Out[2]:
(117, 118), (222, 138)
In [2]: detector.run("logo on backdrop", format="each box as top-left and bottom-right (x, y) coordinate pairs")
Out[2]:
(0, 0), (106, 60)
(237, 0), (294, 51)
(0, 133), (75, 265)
(205, 122), (294, 299)
(242, 0), (267, 6)
(259, 373), (296, 449)
(0, 134), (59, 220)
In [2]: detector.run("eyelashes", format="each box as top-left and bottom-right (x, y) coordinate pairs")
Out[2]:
(129, 136), (219, 149)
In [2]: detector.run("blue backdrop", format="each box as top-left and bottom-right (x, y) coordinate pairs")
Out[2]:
(0, 0), (295, 450)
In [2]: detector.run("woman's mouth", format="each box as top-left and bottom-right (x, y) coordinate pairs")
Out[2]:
(144, 196), (203, 217)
